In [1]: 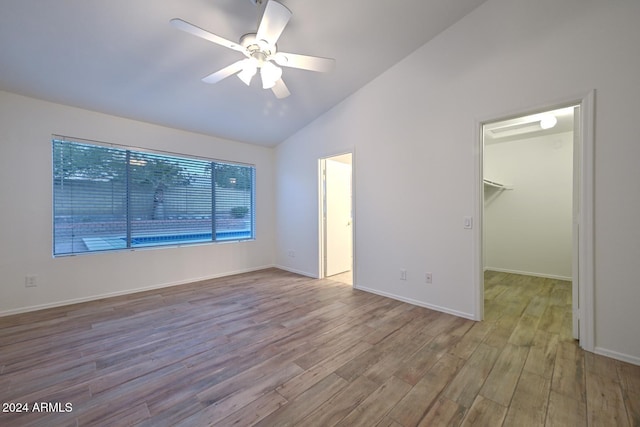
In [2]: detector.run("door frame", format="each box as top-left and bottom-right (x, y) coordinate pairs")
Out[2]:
(473, 91), (595, 352)
(318, 151), (355, 284)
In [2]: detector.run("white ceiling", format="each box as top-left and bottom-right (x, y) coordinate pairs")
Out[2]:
(0, 0), (487, 147)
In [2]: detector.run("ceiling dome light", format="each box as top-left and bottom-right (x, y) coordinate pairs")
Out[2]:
(540, 114), (558, 130)
(260, 61), (282, 89)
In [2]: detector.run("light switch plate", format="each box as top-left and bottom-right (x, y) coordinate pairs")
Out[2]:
(464, 216), (473, 229)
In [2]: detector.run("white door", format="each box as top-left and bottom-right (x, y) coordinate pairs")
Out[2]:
(325, 157), (352, 276)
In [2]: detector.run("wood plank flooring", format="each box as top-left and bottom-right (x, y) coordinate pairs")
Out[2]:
(0, 268), (638, 426)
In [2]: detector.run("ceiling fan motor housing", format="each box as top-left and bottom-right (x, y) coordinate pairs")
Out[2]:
(240, 33), (275, 65)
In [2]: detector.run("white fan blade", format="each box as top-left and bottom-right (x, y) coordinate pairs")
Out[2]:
(170, 18), (245, 53)
(256, 1), (292, 45)
(271, 78), (291, 99)
(202, 60), (246, 84)
(274, 52), (335, 73)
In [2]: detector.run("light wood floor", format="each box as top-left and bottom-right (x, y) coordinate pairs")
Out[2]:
(327, 270), (353, 286)
(0, 268), (638, 426)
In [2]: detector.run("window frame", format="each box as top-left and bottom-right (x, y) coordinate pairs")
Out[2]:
(52, 135), (256, 257)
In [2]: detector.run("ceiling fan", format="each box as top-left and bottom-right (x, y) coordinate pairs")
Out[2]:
(170, 0), (335, 99)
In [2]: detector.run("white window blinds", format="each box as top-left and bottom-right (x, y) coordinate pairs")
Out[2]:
(53, 137), (255, 255)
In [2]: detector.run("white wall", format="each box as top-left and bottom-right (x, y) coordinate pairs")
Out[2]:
(0, 90), (275, 315)
(484, 132), (573, 279)
(275, 0), (640, 363)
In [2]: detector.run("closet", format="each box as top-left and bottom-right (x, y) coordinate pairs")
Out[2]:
(483, 108), (574, 280)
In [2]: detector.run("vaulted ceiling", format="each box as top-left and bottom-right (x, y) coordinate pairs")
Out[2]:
(0, 0), (487, 146)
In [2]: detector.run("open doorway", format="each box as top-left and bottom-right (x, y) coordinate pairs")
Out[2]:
(319, 153), (353, 285)
(475, 93), (595, 351)
(482, 106), (578, 340)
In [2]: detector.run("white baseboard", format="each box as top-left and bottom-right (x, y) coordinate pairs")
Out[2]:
(484, 267), (571, 281)
(594, 347), (640, 367)
(0, 264), (275, 318)
(274, 264), (319, 279)
(354, 285), (476, 321)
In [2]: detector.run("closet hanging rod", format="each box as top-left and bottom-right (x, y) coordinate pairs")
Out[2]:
(483, 179), (513, 190)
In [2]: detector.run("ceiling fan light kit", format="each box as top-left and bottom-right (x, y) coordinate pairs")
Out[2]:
(237, 59), (258, 86)
(171, 0), (335, 99)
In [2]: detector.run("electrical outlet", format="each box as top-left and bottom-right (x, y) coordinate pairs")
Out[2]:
(400, 269), (407, 281)
(287, 250), (296, 258)
(25, 275), (38, 288)
(425, 272), (433, 284)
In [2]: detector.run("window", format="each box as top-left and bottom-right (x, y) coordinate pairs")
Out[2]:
(53, 137), (255, 256)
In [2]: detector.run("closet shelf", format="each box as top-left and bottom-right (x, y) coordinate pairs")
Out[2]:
(483, 179), (513, 190)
